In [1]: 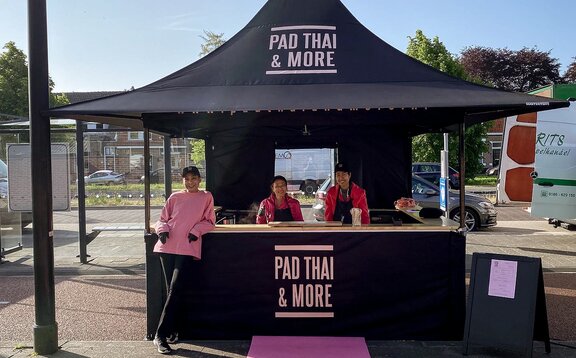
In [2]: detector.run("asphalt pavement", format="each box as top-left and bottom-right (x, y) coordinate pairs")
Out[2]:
(1, 205), (576, 357)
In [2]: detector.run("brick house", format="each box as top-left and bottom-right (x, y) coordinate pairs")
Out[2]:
(483, 119), (504, 169)
(64, 92), (191, 183)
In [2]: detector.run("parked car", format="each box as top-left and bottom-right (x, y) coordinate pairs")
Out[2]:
(412, 174), (497, 231)
(486, 165), (499, 176)
(412, 162), (460, 188)
(312, 174), (497, 231)
(140, 168), (165, 184)
(312, 176), (333, 221)
(140, 167), (203, 184)
(83, 170), (126, 185)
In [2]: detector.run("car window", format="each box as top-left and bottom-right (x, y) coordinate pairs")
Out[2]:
(320, 177), (332, 191)
(421, 164), (439, 172)
(412, 178), (436, 194)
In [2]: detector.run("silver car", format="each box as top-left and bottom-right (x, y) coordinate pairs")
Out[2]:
(412, 174), (497, 231)
(83, 170), (126, 185)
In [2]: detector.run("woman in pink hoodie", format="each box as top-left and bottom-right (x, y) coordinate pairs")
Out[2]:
(152, 166), (215, 354)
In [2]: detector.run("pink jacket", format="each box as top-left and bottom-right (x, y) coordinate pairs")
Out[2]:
(153, 190), (216, 259)
(324, 182), (370, 224)
(256, 194), (304, 224)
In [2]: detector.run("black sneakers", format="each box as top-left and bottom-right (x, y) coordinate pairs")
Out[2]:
(166, 332), (179, 344)
(153, 336), (173, 354)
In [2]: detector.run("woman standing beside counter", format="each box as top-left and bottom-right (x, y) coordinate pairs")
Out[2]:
(152, 166), (215, 354)
(256, 175), (304, 224)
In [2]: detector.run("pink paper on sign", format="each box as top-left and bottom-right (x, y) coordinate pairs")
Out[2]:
(488, 259), (518, 299)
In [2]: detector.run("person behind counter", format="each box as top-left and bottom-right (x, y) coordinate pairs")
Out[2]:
(256, 175), (304, 224)
(152, 166), (216, 354)
(324, 162), (370, 224)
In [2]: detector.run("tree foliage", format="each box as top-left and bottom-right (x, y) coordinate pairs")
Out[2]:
(406, 30), (466, 79)
(406, 30), (488, 177)
(459, 46), (561, 92)
(190, 139), (206, 168)
(190, 31), (227, 167)
(0, 42), (28, 118)
(563, 57), (576, 84)
(199, 30), (226, 58)
(0, 41), (69, 120)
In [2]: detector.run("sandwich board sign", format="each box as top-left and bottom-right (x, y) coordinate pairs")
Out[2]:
(463, 253), (550, 357)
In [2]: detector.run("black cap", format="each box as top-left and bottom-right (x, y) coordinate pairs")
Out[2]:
(335, 162), (350, 173)
(181, 166), (201, 177)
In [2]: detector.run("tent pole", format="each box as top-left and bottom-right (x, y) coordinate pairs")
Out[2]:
(458, 122), (466, 231)
(144, 128), (151, 232)
(163, 136), (172, 199)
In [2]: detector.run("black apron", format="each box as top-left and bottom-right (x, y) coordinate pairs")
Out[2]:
(274, 207), (294, 222)
(333, 195), (353, 224)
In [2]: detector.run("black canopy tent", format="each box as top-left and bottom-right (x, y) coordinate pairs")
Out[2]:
(48, 0), (569, 213)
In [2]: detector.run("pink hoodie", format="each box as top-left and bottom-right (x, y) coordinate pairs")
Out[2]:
(153, 190), (216, 259)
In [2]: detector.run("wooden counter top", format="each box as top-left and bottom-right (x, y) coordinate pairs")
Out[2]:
(213, 217), (459, 233)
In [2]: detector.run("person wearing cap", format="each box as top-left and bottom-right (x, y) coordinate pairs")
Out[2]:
(152, 166), (215, 354)
(324, 163), (370, 224)
(256, 175), (304, 224)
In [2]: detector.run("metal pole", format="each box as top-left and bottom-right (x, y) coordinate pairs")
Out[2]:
(28, 0), (58, 353)
(144, 129), (151, 232)
(163, 136), (172, 199)
(442, 133), (450, 215)
(458, 123), (466, 231)
(76, 123), (88, 263)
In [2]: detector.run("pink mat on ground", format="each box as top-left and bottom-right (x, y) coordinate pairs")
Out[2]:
(247, 336), (370, 358)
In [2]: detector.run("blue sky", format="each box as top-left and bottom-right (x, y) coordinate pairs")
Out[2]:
(1, 0), (574, 92)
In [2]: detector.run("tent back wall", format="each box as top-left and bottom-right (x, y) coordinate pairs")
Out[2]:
(206, 128), (411, 212)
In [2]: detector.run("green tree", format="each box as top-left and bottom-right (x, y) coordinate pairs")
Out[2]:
(406, 30), (466, 78)
(406, 31), (488, 177)
(0, 41), (29, 118)
(199, 30), (226, 58)
(190, 139), (205, 168)
(564, 57), (576, 83)
(191, 31), (227, 167)
(0, 41), (69, 120)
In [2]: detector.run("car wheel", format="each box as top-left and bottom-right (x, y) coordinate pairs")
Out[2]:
(106, 181), (112, 186)
(451, 207), (480, 232)
(299, 180), (318, 196)
(304, 183), (318, 196)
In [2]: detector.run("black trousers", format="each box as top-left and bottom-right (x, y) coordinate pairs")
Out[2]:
(155, 253), (192, 338)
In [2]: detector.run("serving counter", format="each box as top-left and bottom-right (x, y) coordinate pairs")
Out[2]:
(145, 219), (465, 340)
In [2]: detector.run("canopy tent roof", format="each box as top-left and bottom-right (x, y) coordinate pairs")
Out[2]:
(47, 0), (569, 135)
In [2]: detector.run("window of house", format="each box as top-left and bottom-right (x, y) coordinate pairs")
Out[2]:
(128, 131), (144, 141)
(491, 141), (502, 166)
(104, 146), (115, 156)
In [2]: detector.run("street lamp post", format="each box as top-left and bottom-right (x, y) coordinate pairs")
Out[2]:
(28, 0), (58, 354)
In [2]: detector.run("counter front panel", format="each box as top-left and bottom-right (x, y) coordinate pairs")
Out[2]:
(145, 229), (465, 340)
